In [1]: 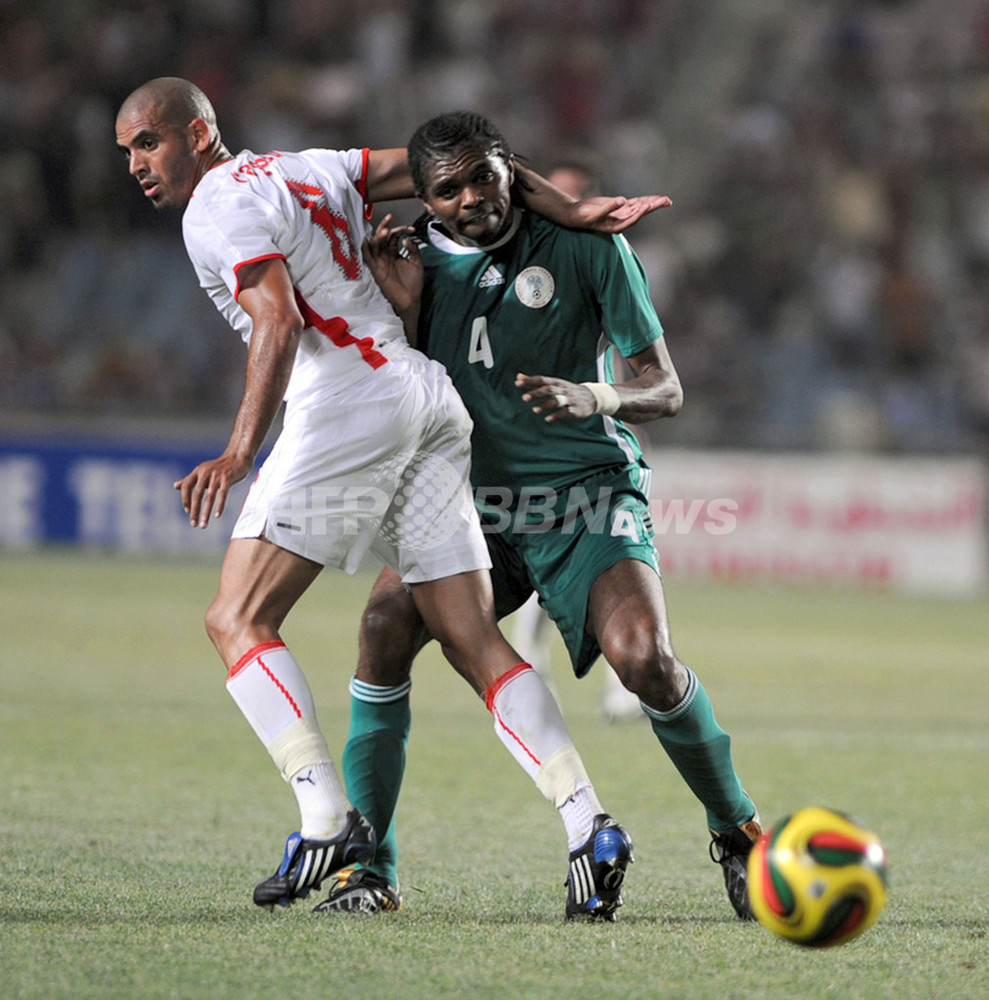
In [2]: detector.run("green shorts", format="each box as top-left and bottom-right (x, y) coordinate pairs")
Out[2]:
(480, 462), (660, 678)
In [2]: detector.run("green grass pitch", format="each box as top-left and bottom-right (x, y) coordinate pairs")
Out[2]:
(1, 549), (986, 1000)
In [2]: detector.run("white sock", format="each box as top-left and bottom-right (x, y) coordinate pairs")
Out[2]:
(226, 640), (350, 838)
(558, 782), (606, 851)
(485, 664), (604, 848)
(484, 664), (574, 782)
(287, 761), (351, 840)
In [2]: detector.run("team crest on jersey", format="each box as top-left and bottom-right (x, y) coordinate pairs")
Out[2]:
(479, 265), (505, 288)
(514, 266), (554, 308)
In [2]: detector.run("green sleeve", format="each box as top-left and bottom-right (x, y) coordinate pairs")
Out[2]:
(580, 231), (664, 358)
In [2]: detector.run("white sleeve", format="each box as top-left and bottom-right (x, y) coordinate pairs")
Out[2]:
(183, 184), (285, 299)
(301, 147), (370, 204)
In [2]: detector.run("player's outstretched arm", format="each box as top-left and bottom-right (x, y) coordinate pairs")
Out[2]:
(513, 160), (672, 233)
(365, 149), (415, 203)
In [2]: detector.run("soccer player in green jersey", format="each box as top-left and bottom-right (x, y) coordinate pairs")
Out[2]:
(326, 111), (761, 921)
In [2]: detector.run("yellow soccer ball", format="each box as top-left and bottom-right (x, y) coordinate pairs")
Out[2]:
(747, 806), (888, 947)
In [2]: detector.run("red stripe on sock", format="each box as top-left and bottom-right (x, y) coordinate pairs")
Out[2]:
(484, 663), (541, 767)
(483, 662), (533, 713)
(227, 640), (287, 679)
(258, 655), (303, 719)
(492, 705), (541, 768)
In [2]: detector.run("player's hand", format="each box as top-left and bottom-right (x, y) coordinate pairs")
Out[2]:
(574, 194), (672, 233)
(174, 452), (253, 528)
(362, 214), (423, 318)
(516, 373), (599, 422)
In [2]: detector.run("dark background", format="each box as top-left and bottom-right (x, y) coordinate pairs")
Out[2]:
(2, 0), (987, 454)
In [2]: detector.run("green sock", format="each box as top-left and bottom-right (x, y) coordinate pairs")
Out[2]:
(643, 669), (754, 832)
(341, 678), (411, 889)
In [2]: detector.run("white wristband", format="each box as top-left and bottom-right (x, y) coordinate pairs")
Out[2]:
(580, 381), (621, 416)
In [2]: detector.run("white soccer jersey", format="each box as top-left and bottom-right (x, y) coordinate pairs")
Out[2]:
(182, 147), (408, 406)
(181, 145), (490, 580)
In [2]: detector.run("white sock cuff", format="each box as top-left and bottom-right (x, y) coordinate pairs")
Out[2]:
(535, 744), (591, 807)
(349, 676), (412, 704)
(640, 667), (699, 724)
(267, 715), (332, 782)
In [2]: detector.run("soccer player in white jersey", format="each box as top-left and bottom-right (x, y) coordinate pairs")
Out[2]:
(114, 78), (664, 912)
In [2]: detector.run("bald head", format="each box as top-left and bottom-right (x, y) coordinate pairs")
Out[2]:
(118, 77), (219, 143)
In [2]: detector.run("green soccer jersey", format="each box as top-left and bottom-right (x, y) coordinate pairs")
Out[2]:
(416, 209), (664, 496)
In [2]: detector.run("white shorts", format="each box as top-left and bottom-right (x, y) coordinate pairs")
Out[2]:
(233, 349), (490, 583)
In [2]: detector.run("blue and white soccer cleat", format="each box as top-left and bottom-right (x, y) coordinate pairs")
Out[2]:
(253, 807), (376, 910)
(565, 813), (634, 921)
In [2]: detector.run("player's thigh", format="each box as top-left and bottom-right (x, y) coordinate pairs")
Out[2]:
(587, 557), (673, 654)
(587, 558), (688, 705)
(523, 482), (660, 677)
(408, 569), (520, 693)
(369, 373), (484, 585)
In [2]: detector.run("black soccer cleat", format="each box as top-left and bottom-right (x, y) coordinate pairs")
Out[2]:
(253, 808), (376, 910)
(312, 866), (402, 914)
(565, 814), (634, 922)
(709, 814), (763, 920)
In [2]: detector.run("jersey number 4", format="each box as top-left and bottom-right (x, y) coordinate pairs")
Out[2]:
(468, 317), (494, 369)
(286, 180), (360, 280)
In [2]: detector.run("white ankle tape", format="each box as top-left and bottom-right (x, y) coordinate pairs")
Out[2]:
(267, 716), (332, 781)
(580, 382), (621, 416)
(536, 744), (591, 807)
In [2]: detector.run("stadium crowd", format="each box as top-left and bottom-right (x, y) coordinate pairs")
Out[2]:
(1, 0), (987, 453)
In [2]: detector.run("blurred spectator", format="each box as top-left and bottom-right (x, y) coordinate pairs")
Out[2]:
(0, 0), (985, 454)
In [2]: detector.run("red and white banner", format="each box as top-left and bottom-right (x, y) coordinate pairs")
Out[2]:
(645, 450), (987, 597)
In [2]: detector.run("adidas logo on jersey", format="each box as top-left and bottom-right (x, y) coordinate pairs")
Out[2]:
(479, 266), (505, 288)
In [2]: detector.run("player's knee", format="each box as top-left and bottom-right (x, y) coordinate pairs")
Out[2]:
(203, 591), (263, 657)
(359, 596), (421, 682)
(203, 595), (237, 652)
(604, 628), (681, 702)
